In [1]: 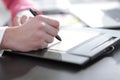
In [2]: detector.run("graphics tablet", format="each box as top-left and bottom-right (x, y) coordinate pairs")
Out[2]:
(10, 28), (120, 66)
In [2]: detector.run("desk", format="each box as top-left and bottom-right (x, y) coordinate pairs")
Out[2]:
(0, 48), (120, 80)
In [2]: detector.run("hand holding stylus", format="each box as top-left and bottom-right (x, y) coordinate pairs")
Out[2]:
(29, 8), (62, 41)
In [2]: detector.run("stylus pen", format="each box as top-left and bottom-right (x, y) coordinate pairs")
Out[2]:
(29, 8), (62, 41)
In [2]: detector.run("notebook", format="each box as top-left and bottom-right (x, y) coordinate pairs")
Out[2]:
(10, 28), (120, 66)
(70, 1), (120, 28)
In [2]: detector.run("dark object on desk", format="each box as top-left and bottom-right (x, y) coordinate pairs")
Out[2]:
(29, 8), (62, 41)
(42, 9), (68, 15)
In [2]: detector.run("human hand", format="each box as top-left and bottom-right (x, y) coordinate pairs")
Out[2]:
(12, 15), (33, 26)
(12, 10), (34, 26)
(1, 15), (59, 52)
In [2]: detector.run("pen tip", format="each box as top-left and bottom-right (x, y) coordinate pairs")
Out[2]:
(55, 35), (62, 41)
(59, 38), (62, 41)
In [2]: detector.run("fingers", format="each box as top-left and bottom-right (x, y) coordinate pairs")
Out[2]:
(35, 15), (59, 30)
(13, 15), (27, 26)
(39, 40), (48, 49)
(42, 31), (54, 43)
(12, 16), (20, 26)
(13, 15), (33, 26)
(20, 15), (27, 24)
(39, 22), (58, 37)
(32, 15), (59, 38)
(20, 15), (33, 24)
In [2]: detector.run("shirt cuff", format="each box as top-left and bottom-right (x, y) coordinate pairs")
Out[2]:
(0, 27), (8, 44)
(0, 27), (8, 57)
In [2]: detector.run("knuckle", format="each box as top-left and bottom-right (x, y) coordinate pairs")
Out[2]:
(50, 38), (54, 43)
(37, 22), (45, 30)
(48, 36), (54, 43)
(53, 30), (59, 36)
(55, 20), (60, 27)
(53, 20), (60, 29)
(38, 32), (44, 39)
(35, 15), (42, 21)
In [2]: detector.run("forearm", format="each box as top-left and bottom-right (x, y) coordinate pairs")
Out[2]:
(3, 0), (35, 19)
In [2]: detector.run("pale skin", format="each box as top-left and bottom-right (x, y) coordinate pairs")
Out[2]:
(0, 15), (59, 52)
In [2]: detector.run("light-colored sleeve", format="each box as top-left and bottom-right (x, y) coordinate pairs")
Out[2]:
(0, 27), (8, 56)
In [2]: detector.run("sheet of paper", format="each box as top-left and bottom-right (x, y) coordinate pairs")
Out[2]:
(48, 30), (100, 52)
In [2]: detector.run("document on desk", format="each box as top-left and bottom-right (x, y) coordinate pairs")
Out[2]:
(48, 30), (101, 53)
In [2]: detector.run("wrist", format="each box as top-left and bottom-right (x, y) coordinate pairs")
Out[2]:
(0, 27), (18, 50)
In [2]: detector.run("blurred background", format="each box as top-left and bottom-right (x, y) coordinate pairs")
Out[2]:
(33, 0), (120, 28)
(34, 0), (118, 10)
(0, 0), (119, 27)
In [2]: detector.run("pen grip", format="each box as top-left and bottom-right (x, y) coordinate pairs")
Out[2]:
(29, 8), (61, 41)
